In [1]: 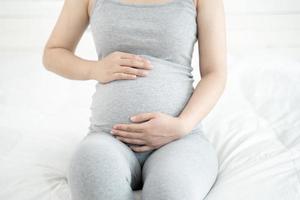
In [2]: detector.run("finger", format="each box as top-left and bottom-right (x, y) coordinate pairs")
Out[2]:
(119, 66), (149, 77)
(130, 145), (153, 152)
(118, 52), (141, 60)
(113, 123), (145, 132)
(120, 58), (153, 70)
(130, 112), (157, 122)
(115, 136), (146, 145)
(118, 52), (150, 65)
(113, 72), (137, 80)
(111, 129), (144, 139)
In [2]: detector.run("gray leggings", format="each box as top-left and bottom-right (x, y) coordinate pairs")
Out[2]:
(67, 130), (219, 200)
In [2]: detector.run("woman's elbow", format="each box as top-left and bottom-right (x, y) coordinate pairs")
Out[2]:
(42, 47), (52, 71)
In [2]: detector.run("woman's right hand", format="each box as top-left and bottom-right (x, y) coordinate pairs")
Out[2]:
(89, 51), (153, 84)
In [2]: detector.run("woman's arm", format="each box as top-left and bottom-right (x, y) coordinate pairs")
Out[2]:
(42, 0), (152, 82)
(42, 0), (96, 80)
(178, 0), (227, 134)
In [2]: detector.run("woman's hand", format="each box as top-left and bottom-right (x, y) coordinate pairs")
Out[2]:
(89, 51), (153, 84)
(111, 112), (189, 152)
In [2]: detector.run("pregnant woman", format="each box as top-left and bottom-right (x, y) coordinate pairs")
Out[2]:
(42, 0), (227, 199)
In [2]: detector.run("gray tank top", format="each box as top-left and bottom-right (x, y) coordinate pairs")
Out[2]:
(88, 0), (204, 134)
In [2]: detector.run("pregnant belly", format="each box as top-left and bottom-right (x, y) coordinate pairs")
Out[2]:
(89, 55), (196, 132)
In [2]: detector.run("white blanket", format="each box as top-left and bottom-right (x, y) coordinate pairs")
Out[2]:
(0, 49), (299, 200)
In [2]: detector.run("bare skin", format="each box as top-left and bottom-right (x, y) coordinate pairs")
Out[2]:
(43, 0), (227, 152)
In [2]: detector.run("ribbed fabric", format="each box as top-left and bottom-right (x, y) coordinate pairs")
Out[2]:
(68, 131), (219, 200)
(68, 1), (219, 200)
(88, 0), (203, 135)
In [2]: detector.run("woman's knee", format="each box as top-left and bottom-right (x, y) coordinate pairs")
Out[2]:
(69, 133), (132, 177)
(141, 134), (219, 200)
(142, 167), (208, 200)
(67, 133), (135, 198)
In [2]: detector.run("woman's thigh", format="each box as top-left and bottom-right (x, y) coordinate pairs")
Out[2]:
(141, 131), (219, 200)
(67, 132), (143, 200)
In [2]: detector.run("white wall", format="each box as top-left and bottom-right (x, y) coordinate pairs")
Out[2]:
(225, 0), (300, 52)
(1, 0), (300, 53)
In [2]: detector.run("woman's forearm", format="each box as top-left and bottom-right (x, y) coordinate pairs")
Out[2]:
(42, 47), (96, 80)
(178, 71), (227, 134)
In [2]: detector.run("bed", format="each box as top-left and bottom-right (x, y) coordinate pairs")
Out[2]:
(0, 48), (299, 200)
(1, 0), (300, 199)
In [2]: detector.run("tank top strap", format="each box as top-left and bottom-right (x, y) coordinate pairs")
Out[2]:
(89, 0), (104, 18)
(180, 0), (197, 13)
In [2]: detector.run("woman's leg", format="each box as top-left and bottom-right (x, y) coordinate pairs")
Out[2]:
(141, 131), (219, 200)
(67, 131), (142, 200)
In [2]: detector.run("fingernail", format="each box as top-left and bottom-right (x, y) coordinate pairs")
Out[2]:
(142, 71), (149, 76)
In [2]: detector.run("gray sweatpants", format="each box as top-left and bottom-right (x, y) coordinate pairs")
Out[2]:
(67, 130), (219, 200)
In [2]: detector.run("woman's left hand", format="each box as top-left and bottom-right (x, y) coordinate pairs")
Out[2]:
(111, 112), (188, 152)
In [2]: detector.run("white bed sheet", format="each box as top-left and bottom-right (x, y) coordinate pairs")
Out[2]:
(0, 49), (299, 200)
